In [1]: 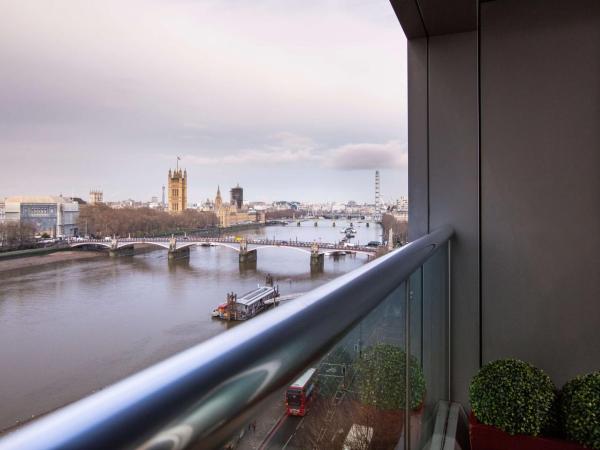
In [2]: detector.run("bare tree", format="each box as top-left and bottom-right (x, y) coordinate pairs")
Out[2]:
(0, 222), (37, 250)
(78, 205), (218, 237)
(381, 214), (408, 246)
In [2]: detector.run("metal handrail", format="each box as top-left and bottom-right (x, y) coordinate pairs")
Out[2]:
(0, 225), (453, 450)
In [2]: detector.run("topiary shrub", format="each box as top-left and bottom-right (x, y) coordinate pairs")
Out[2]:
(560, 371), (600, 449)
(542, 388), (564, 438)
(469, 359), (556, 436)
(356, 343), (425, 410)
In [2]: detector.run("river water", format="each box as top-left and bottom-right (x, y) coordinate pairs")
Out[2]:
(0, 219), (382, 432)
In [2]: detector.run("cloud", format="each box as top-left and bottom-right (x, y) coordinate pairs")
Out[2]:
(171, 132), (321, 166)
(326, 140), (407, 170)
(181, 148), (320, 166)
(266, 132), (316, 152)
(174, 135), (406, 171)
(0, 0), (407, 201)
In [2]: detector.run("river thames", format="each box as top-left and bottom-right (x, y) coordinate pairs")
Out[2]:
(0, 219), (382, 432)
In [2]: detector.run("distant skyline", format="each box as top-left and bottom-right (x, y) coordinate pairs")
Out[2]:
(1, 0), (408, 203)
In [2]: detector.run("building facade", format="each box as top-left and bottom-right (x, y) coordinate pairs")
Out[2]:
(88, 190), (103, 205)
(168, 168), (187, 213)
(3, 196), (80, 237)
(230, 185), (243, 209)
(214, 186), (253, 227)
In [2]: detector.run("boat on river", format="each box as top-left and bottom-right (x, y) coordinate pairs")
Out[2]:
(212, 284), (280, 321)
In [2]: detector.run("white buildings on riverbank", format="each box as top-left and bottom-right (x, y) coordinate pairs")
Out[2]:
(2, 196), (80, 237)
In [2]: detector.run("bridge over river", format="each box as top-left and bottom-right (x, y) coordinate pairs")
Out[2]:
(68, 236), (380, 269)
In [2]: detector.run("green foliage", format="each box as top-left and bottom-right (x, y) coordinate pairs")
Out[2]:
(469, 359), (555, 436)
(356, 343), (425, 410)
(542, 389), (563, 438)
(560, 371), (600, 449)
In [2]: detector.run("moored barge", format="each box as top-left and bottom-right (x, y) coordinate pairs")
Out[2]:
(212, 285), (279, 321)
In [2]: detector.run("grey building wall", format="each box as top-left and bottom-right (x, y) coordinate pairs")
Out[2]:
(480, 0), (600, 387)
(21, 203), (59, 235)
(429, 31), (480, 406)
(403, 0), (600, 405)
(407, 38), (428, 239)
(408, 32), (480, 405)
(3, 199), (80, 237)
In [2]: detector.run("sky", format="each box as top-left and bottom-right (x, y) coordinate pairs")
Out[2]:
(0, 0), (408, 203)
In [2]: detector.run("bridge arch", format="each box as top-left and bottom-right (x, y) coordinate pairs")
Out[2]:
(197, 242), (241, 252)
(164, 242), (196, 251)
(118, 242), (169, 250)
(325, 250), (373, 257)
(69, 242), (112, 249)
(247, 245), (313, 255)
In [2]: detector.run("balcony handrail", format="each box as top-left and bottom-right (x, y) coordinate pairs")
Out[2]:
(0, 225), (453, 450)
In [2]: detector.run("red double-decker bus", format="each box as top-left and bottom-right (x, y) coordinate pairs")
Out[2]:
(285, 368), (317, 416)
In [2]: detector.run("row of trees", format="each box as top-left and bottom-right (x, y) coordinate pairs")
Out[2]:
(0, 222), (37, 250)
(78, 205), (218, 238)
(381, 213), (409, 246)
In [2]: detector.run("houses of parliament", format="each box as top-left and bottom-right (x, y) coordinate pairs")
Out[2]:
(168, 167), (260, 227)
(167, 168), (187, 213)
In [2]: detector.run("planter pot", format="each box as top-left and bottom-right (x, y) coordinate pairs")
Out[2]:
(469, 413), (587, 450)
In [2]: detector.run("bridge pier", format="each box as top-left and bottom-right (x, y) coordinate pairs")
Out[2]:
(109, 246), (134, 257)
(238, 240), (257, 264)
(310, 243), (324, 271)
(239, 250), (257, 264)
(310, 253), (324, 271)
(168, 247), (190, 260)
(109, 239), (134, 257)
(168, 237), (190, 260)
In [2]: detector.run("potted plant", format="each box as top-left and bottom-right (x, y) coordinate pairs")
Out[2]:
(560, 371), (600, 449)
(469, 359), (590, 450)
(355, 343), (425, 448)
